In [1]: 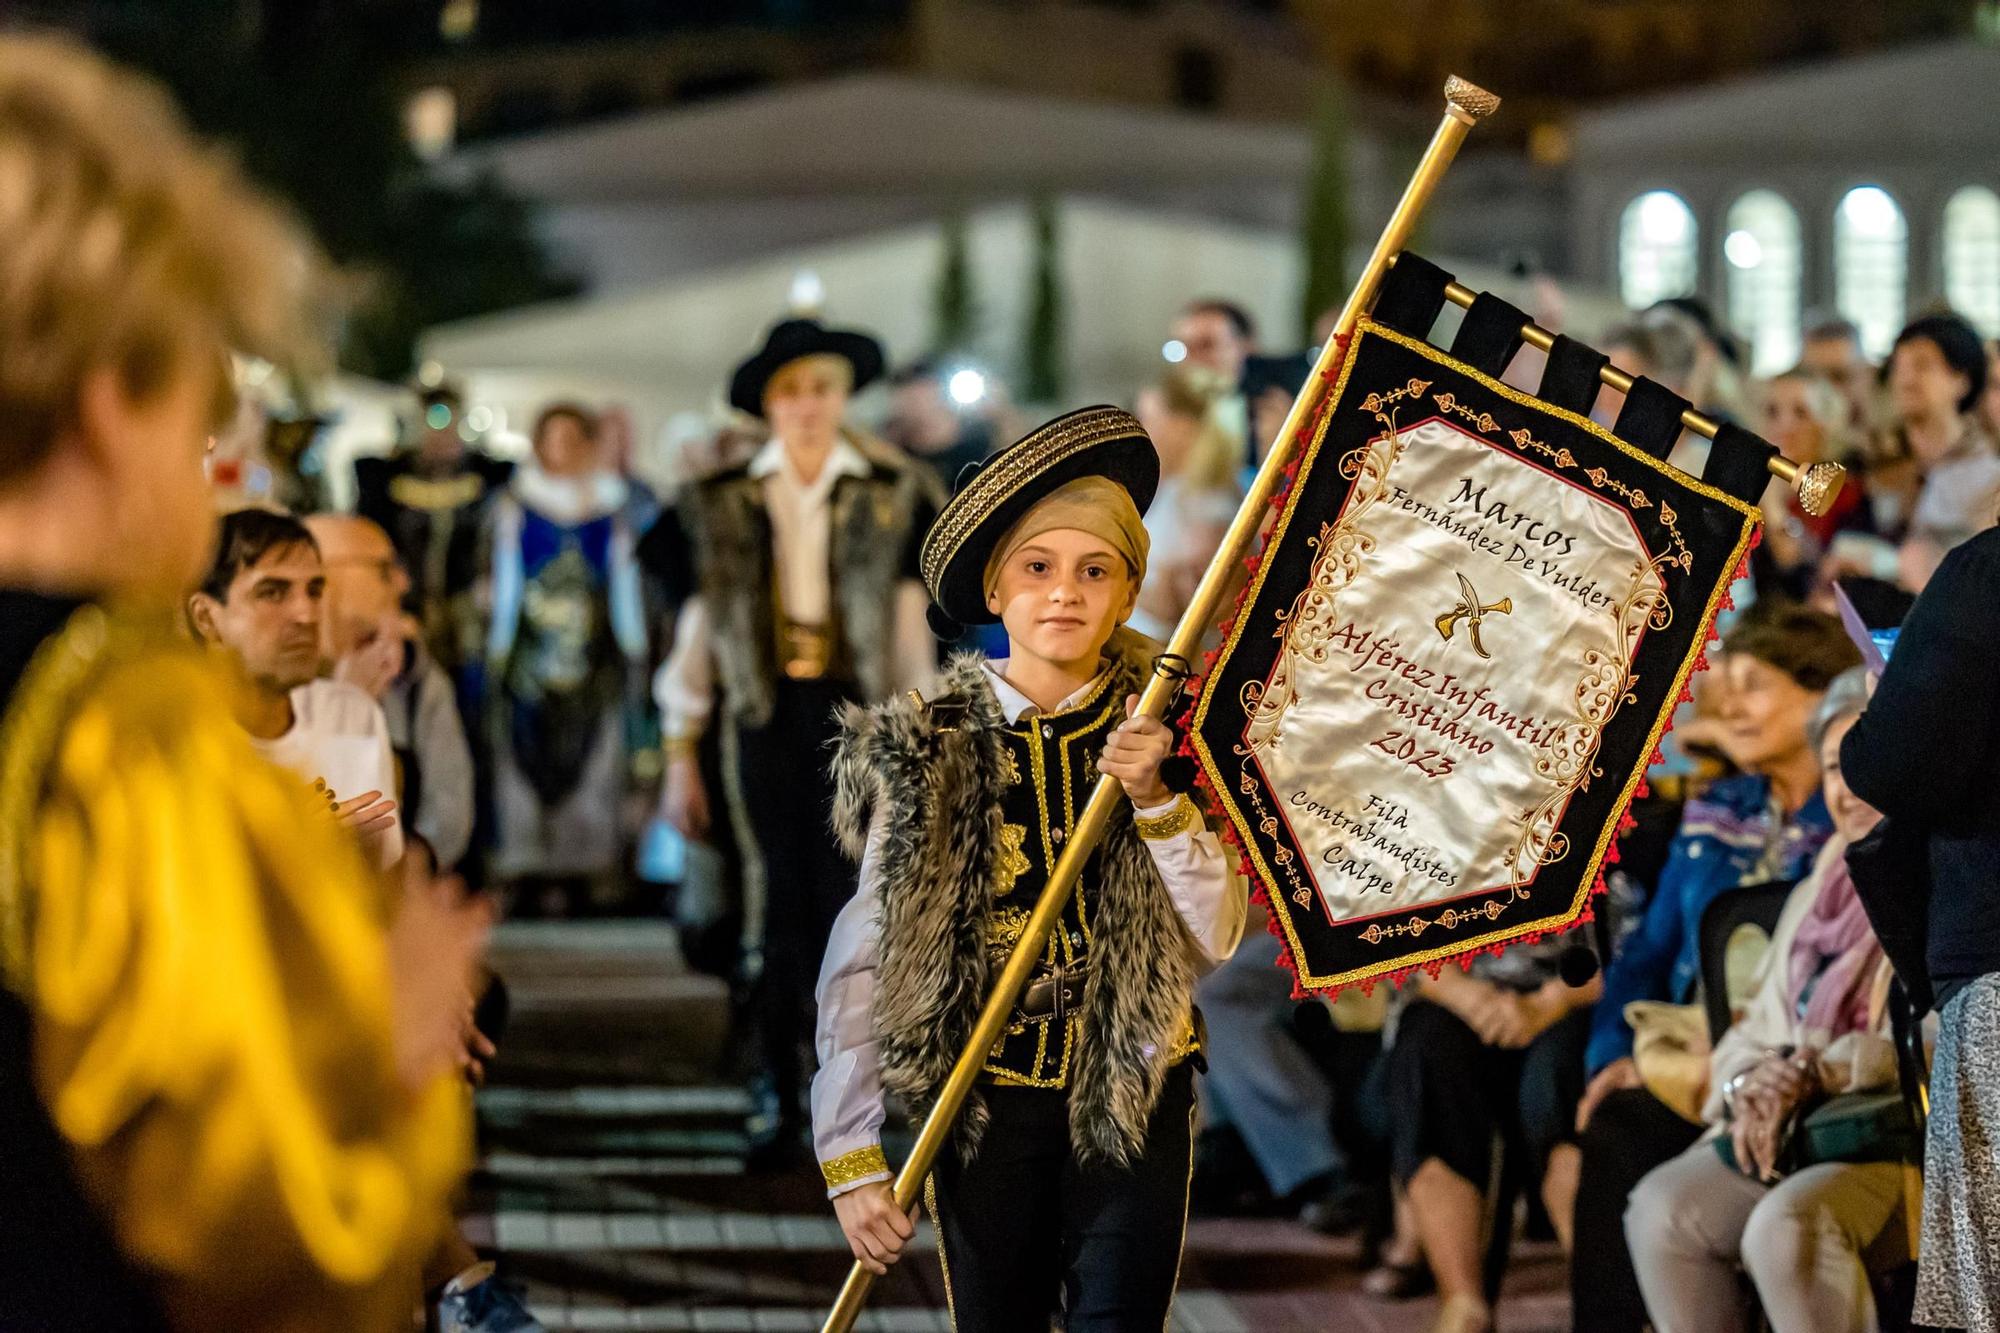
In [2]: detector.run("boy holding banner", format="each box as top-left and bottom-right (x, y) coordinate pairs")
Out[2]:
(811, 406), (1246, 1329)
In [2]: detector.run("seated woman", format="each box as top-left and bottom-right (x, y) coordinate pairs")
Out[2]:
(1752, 369), (1869, 602)
(1626, 668), (1906, 1333)
(1569, 601), (1860, 1333)
(1383, 939), (1601, 1333)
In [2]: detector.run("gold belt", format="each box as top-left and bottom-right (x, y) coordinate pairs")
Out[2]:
(780, 619), (834, 681)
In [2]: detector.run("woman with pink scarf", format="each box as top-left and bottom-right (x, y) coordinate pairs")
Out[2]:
(1625, 667), (1910, 1333)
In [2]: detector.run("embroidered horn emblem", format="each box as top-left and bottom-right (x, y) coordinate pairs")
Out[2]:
(1434, 571), (1512, 660)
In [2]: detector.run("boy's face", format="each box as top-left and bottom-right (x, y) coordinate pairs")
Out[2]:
(764, 355), (852, 446)
(985, 527), (1136, 672)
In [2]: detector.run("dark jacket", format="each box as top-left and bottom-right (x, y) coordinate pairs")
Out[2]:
(1842, 526), (2000, 1007)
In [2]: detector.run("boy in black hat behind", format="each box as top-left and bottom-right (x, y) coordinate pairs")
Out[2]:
(645, 317), (941, 1162)
(813, 407), (1247, 1329)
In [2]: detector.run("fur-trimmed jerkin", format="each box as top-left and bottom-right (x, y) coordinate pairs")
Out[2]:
(832, 642), (1200, 1166)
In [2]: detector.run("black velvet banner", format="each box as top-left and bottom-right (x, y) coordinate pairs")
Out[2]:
(1188, 319), (1761, 994)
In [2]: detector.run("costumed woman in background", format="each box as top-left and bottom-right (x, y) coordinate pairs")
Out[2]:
(485, 402), (651, 913)
(813, 407), (1246, 1330)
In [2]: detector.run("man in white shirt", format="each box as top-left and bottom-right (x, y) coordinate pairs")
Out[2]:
(189, 508), (403, 869)
(192, 509), (546, 1333)
(642, 317), (941, 1163)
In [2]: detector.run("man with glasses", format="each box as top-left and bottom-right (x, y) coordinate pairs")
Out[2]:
(308, 512), (476, 874)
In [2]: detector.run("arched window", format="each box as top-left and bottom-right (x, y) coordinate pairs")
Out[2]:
(1723, 190), (1802, 375)
(1618, 190), (1698, 309)
(1833, 185), (1908, 359)
(1942, 185), (2000, 338)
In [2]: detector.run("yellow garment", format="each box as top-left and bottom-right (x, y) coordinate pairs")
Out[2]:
(0, 607), (465, 1332)
(983, 475), (1151, 596)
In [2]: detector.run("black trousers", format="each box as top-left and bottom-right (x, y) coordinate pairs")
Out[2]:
(732, 678), (858, 1123)
(929, 1063), (1198, 1333)
(1569, 1085), (1703, 1333)
(1386, 998), (1591, 1191)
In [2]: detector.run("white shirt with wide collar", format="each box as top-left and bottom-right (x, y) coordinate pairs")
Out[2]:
(747, 435), (872, 627)
(979, 659), (1109, 722)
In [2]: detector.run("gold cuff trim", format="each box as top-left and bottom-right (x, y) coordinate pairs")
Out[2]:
(1135, 794), (1199, 841)
(663, 734), (702, 761)
(820, 1145), (891, 1189)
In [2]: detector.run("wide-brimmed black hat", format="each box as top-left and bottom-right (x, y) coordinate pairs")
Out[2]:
(921, 405), (1160, 629)
(728, 318), (885, 417)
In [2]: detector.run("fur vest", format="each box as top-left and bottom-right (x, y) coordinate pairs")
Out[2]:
(831, 646), (1198, 1166)
(678, 438), (936, 728)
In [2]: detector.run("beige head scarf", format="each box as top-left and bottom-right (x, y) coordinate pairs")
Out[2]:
(981, 475), (1150, 601)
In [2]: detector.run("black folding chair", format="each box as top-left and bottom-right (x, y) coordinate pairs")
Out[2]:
(1697, 881), (1797, 1043)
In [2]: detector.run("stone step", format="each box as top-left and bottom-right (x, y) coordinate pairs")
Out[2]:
(544, 1306), (950, 1332)
(535, 1291), (1254, 1332)
(480, 1085), (751, 1120)
(482, 1151), (746, 1180)
(492, 1209), (934, 1255)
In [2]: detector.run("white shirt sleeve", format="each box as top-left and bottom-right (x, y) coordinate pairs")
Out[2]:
(891, 578), (938, 698)
(811, 811), (891, 1198)
(654, 595), (717, 741)
(1132, 795), (1244, 973)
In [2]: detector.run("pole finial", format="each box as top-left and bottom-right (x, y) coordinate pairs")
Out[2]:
(1444, 76), (1501, 122)
(1794, 460), (1847, 517)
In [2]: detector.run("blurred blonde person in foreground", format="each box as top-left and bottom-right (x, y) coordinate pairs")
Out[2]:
(0, 35), (482, 1332)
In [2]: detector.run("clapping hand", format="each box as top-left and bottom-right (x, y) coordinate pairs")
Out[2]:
(317, 779), (398, 863)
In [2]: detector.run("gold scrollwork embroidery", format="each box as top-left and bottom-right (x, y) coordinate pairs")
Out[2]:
(992, 824), (1032, 899)
(1359, 898), (1507, 945)
(1454, 402), (1695, 575)
(1240, 377), (1428, 756)
(1503, 554), (1674, 884)
(820, 1145), (891, 1190)
(986, 903), (1031, 957)
(1135, 794), (1199, 841)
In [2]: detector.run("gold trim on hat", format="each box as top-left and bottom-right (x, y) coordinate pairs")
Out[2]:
(919, 406), (1147, 598)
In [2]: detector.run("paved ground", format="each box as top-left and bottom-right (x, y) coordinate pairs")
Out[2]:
(466, 921), (1571, 1332)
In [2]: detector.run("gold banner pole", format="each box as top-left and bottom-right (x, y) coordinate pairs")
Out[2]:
(817, 74), (1500, 1333)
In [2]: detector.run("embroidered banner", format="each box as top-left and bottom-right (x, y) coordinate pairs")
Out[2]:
(1189, 317), (1760, 993)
